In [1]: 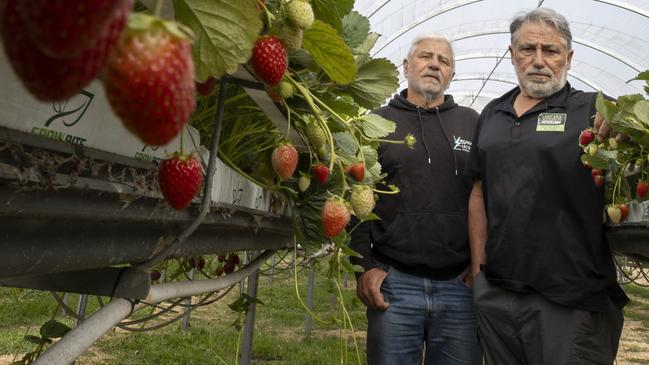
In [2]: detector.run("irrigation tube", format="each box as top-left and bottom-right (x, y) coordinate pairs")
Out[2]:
(35, 250), (275, 365)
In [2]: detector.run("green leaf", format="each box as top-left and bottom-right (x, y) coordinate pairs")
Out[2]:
(630, 71), (649, 82)
(339, 244), (362, 258)
(23, 335), (47, 345)
(644, 85), (649, 95)
(356, 113), (397, 138)
(346, 58), (399, 109)
(332, 132), (359, 155)
(293, 192), (328, 248)
(361, 145), (378, 167)
(303, 20), (357, 85)
(320, 93), (359, 118)
(342, 11), (370, 49)
(174, 0), (263, 81)
(633, 100), (649, 125)
(354, 32), (380, 56)
(617, 94), (645, 113)
(312, 0), (354, 33)
(596, 92), (618, 122)
(40, 320), (71, 339)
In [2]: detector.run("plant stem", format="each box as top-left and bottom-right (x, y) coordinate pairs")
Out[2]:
(153, 0), (163, 17)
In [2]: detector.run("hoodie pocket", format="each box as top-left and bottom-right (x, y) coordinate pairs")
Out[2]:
(374, 211), (469, 268)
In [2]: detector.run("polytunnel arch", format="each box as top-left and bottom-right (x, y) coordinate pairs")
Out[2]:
(354, 0), (649, 111)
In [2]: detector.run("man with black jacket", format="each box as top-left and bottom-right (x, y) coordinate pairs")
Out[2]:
(349, 34), (481, 365)
(466, 8), (628, 364)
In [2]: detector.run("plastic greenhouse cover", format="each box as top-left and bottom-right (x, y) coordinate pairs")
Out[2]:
(354, 0), (649, 111)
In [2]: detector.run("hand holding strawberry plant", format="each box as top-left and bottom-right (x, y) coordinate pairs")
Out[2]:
(580, 71), (649, 223)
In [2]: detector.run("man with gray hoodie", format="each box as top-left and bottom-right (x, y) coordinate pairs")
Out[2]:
(350, 34), (480, 365)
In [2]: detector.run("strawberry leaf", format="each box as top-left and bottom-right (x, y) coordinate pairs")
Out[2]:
(303, 20), (357, 85)
(361, 145), (378, 166)
(355, 113), (397, 139)
(342, 11), (370, 49)
(596, 92), (618, 122)
(332, 132), (359, 155)
(174, 0), (262, 81)
(40, 320), (71, 339)
(311, 0), (354, 33)
(633, 100), (649, 126)
(345, 58), (399, 109)
(629, 70), (649, 82)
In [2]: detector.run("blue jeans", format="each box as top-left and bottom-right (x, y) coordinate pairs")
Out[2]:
(367, 265), (481, 365)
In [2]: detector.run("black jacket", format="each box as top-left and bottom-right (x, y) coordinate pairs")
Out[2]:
(350, 90), (479, 278)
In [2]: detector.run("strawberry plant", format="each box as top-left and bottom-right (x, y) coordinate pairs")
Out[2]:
(580, 70), (649, 223)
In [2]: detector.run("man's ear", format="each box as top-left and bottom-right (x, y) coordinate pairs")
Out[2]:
(403, 59), (409, 77)
(508, 45), (514, 65)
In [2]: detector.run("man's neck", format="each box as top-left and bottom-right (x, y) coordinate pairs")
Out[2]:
(407, 92), (444, 109)
(513, 91), (543, 117)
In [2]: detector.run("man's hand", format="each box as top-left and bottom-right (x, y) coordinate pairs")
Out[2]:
(459, 265), (473, 288)
(594, 112), (624, 142)
(356, 267), (390, 311)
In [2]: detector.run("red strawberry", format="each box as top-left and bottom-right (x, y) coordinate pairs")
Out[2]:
(271, 143), (298, 180)
(591, 169), (602, 178)
(196, 77), (216, 96)
(18, 0), (126, 58)
(350, 163), (365, 182)
(619, 203), (629, 222)
(251, 36), (287, 86)
(217, 255), (227, 263)
(1, 0), (131, 101)
(227, 253), (240, 265)
(223, 262), (236, 274)
(312, 163), (329, 184)
(150, 269), (161, 281)
(158, 152), (203, 210)
(322, 198), (350, 238)
(103, 14), (196, 146)
(637, 181), (649, 198)
(593, 175), (604, 187)
(579, 128), (595, 146)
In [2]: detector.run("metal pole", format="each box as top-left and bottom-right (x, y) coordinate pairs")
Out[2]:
(74, 294), (89, 327)
(35, 250), (275, 365)
(240, 252), (260, 365)
(57, 293), (69, 318)
(182, 269), (195, 331)
(304, 261), (315, 338)
(268, 253), (275, 286)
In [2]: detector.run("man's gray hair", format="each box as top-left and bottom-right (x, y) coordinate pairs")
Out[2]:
(510, 8), (572, 49)
(406, 33), (455, 70)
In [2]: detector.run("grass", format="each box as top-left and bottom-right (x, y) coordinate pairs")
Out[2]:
(0, 260), (368, 365)
(2, 262), (649, 364)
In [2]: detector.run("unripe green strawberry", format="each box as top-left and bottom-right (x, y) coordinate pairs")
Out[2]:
(277, 23), (303, 51)
(277, 80), (294, 99)
(351, 185), (375, 219)
(607, 204), (621, 224)
(298, 174), (311, 192)
(305, 118), (326, 150)
(587, 144), (598, 157)
(271, 143), (298, 180)
(287, 0), (314, 30)
(322, 198), (350, 238)
(608, 137), (618, 150)
(158, 152), (203, 210)
(103, 14), (196, 146)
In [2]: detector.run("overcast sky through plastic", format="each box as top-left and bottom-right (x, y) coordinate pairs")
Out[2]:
(354, 0), (649, 111)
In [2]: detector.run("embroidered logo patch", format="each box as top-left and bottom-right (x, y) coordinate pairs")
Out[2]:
(536, 113), (567, 132)
(453, 135), (472, 152)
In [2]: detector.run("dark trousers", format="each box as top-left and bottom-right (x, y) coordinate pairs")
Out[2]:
(473, 272), (624, 365)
